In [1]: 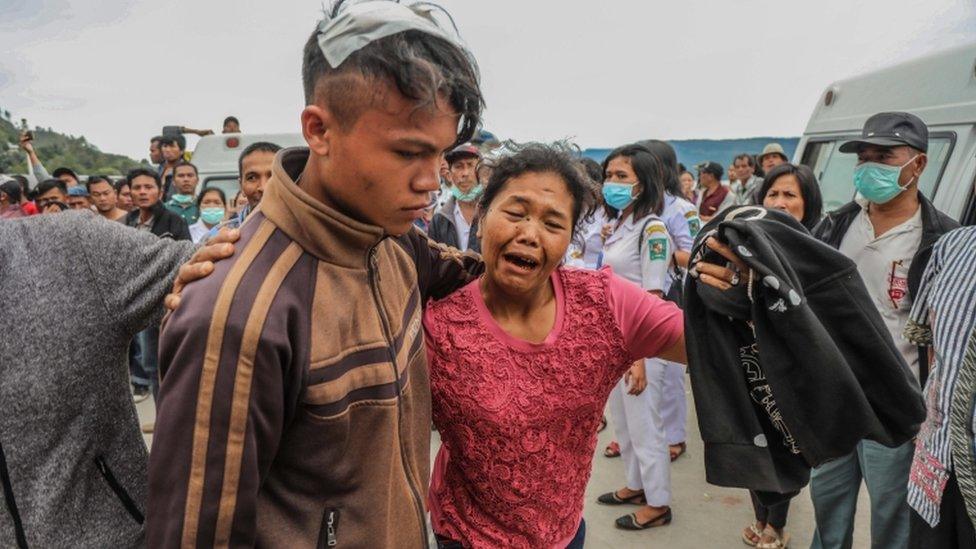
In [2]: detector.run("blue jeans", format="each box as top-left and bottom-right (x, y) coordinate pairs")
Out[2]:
(137, 324), (160, 402)
(809, 440), (914, 549)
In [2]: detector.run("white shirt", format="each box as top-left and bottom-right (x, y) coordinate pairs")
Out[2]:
(839, 200), (923, 380)
(453, 201), (473, 251)
(602, 213), (673, 293)
(563, 209), (607, 269)
(189, 219), (213, 244)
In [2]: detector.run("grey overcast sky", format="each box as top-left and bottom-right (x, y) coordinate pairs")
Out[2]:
(1, 0), (974, 161)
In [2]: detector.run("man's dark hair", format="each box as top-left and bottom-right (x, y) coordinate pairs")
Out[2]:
(301, 1), (484, 148)
(174, 161), (199, 176)
(602, 144), (667, 220)
(151, 135), (164, 145)
(52, 167), (79, 182)
(85, 175), (113, 193)
(158, 135), (186, 151)
(479, 142), (598, 240)
(114, 177), (130, 193)
(757, 163), (824, 230)
(734, 153), (756, 168)
(638, 139), (683, 197)
(127, 167), (162, 188)
(36, 178), (68, 196)
(197, 186), (227, 209)
(238, 142), (282, 175)
(223, 116), (239, 127)
(1, 181), (22, 203)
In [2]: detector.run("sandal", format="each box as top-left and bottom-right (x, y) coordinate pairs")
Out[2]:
(596, 490), (647, 506)
(597, 415), (608, 433)
(757, 526), (790, 549)
(604, 441), (620, 458)
(614, 508), (672, 530)
(742, 521), (764, 546)
(669, 442), (687, 462)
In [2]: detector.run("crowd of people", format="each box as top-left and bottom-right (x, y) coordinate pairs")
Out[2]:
(0, 1), (974, 548)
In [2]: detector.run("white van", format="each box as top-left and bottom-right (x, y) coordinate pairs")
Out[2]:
(189, 133), (305, 199)
(796, 42), (976, 225)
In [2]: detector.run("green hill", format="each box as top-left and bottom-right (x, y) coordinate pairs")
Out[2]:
(0, 110), (143, 177)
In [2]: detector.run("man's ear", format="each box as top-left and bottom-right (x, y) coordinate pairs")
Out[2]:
(301, 104), (336, 157)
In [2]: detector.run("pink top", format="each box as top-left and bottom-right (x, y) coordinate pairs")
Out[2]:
(424, 266), (683, 548)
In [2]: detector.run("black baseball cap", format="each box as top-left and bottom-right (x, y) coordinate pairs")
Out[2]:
(839, 112), (928, 154)
(52, 166), (79, 182)
(696, 161), (723, 179)
(445, 143), (480, 164)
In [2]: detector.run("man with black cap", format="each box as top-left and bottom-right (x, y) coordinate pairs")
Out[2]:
(808, 112), (958, 549)
(429, 142), (482, 251)
(695, 161), (734, 222)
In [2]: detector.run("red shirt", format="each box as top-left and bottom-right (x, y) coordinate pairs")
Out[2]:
(21, 201), (38, 216)
(423, 267), (683, 548)
(699, 184), (730, 217)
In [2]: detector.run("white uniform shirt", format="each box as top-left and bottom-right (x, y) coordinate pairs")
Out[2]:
(602, 213), (673, 293)
(839, 200), (923, 380)
(564, 208), (607, 269)
(453, 201), (473, 251)
(661, 193), (701, 290)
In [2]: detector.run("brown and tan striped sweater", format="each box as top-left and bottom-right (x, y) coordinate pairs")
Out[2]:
(147, 147), (482, 548)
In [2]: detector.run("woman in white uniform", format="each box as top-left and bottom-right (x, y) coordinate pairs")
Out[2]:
(641, 140), (702, 461)
(595, 143), (676, 530)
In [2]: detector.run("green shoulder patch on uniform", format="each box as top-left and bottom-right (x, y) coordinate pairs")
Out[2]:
(684, 210), (701, 236)
(647, 236), (668, 261)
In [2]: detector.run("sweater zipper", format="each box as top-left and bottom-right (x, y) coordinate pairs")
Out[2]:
(0, 437), (28, 548)
(367, 246), (429, 549)
(94, 456), (145, 524)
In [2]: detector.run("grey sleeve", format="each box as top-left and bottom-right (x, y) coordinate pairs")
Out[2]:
(73, 213), (196, 335)
(32, 161), (51, 182)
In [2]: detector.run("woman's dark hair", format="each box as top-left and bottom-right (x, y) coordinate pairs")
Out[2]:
(196, 186), (227, 209)
(578, 157), (603, 185)
(601, 144), (666, 221)
(758, 163), (824, 230)
(478, 142), (598, 239)
(302, 1), (484, 148)
(638, 139), (683, 197)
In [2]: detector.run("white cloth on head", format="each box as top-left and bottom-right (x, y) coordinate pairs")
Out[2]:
(317, 1), (463, 68)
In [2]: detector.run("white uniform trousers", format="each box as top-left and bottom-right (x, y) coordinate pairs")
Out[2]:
(660, 360), (687, 446)
(608, 357), (671, 506)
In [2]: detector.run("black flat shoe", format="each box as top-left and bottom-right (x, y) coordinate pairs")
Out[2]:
(597, 490), (646, 505)
(615, 508), (672, 530)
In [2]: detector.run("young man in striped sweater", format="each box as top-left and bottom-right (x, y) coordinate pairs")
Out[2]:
(147, 2), (485, 547)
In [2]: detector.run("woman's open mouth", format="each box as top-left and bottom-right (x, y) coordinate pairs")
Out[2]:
(502, 252), (539, 272)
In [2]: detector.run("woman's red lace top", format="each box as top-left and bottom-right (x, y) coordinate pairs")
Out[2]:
(424, 267), (683, 548)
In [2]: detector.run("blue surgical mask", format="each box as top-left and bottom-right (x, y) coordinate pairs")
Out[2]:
(451, 184), (483, 203)
(853, 155), (919, 204)
(602, 182), (637, 211)
(171, 193), (194, 205)
(200, 207), (225, 225)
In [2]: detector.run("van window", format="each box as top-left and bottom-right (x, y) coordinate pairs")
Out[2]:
(200, 177), (240, 202)
(800, 136), (953, 213)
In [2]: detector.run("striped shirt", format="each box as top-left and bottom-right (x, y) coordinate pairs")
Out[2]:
(905, 225), (976, 526)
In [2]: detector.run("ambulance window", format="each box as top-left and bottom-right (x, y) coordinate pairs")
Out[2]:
(201, 176), (240, 200)
(801, 136), (953, 213)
